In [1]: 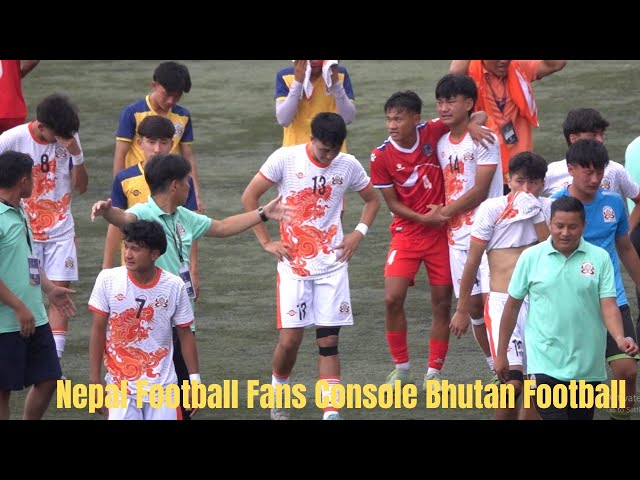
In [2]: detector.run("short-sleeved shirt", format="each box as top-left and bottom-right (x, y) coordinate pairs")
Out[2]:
(509, 236), (616, 381)
(0, 122), (81, 241)
(127, 196), (211, 277)
(551, 187), (629, 306)
(0, 60), (27, 119)
(437, 131), (503, 249)
(0, 201), (47, 333)
(473, 60), (540, 169)
(543, 158), (640, 201)
(259, 143), (370, 280)
(274, 65), (354, 149)
(88, 266), (193, 396)
(471, 192), (545, 251)
(115, 95), (193, 169)
(111, 163), (197, 211)
(370, 119), (449, 243)
(625, 136), (640, 212)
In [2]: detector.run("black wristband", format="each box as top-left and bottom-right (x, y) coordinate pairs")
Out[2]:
(258, 206), (268, 222)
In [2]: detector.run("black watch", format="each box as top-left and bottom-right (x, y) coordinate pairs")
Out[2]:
(258, 206), (268, 222)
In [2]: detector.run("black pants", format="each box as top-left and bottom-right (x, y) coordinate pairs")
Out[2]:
(630, 225), (640, 342)
(532, 374), (599, 420)
(173, 327), (192, 421)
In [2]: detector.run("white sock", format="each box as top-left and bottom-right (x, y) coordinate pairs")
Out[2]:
(271, 373), (289, 387)
(395, 362), (410, 371)
(426, 367), (441, 376)
(486, 356), (495, 372)
(53, 332), (67, 359)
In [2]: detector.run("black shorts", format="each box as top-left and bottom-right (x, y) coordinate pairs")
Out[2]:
(606, 304), (638, 361)
(0, 323), (61, 390)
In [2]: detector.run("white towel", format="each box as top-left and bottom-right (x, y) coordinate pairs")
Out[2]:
(302, 60), (339, 99)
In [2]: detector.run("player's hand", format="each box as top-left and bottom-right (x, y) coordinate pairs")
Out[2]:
(47, 286), (77, 320)
(263, 241), (293, 262)
(333, 230), (363, 263)
(91, 199), (112, 222)
(494, 354), (510, 383)
(450, 310), (470, 339)
(468, 124), (495, 149)
(330, 63), (339, 85)
(617, 336), (640, 356)
(422, 204), (450, 227)
(15, 303), (35, 338)
(263, 195), (294, 223)
(293, 60), (307, 83)
(55, 136), (81, 156)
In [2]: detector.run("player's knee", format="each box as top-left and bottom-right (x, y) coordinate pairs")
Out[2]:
(506, 370), (524, 398)
(316, 327), (340, 339)
(318, 345), (339, 357)
(470, 316), (486, 326)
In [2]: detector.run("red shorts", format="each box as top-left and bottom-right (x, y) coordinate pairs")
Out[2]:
(384, 231), (452, 286)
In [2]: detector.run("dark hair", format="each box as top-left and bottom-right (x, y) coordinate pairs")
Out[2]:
(550, 196), (586, 223)
(36, 93), (80, 138)
(143, 153), (191, 195)
(384, 90), (422, 115)
(137, 115), (176, 139)
(310, 112), (347, 149)
(0, 151), (33, 188)
(562, 108), (609, 146)
(153, 61), (191, 94)
(122, 220), (167, 255)
(508, 151), (548, 180)
(435, 74), (477, 111)
(566, 138), (609, 170)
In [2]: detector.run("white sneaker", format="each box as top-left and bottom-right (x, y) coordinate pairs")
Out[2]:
(423, 371), (442, 391)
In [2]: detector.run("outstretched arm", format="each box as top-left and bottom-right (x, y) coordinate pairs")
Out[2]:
(536, 60), (567, 80)
(449, 60), (471, 75)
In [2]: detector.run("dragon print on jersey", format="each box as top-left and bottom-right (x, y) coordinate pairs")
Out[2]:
(281, 185), (338, 277)
(105, 305), (169, 389)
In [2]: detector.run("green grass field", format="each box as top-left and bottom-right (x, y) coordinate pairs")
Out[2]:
(8, 60), (640, 420)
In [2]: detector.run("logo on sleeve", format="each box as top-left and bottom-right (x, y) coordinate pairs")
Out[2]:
(580, 261), (595, 277)
(602, 206), (616, 223)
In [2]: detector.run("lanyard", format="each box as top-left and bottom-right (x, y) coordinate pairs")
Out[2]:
(161, 214), (184, 264)
(485, 74), (507, 113)
(1, 198), (32, 254)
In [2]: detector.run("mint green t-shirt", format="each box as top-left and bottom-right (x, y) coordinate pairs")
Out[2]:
(127, 197), (212, 329)
(625, 136), (640, 212)
(508, 236), (616, 382)
(0, 202), (47, 333)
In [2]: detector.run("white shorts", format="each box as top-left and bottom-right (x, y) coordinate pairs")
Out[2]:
(277, 269), (353, 329)
(485, 291), (528, 370)
(449, 247), (489, 298)
(108, 393), (180, 420)
(33, 237), (78, 282)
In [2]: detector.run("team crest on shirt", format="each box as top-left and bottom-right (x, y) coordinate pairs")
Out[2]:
(601, 177), (612, 190)
(173, 122), (183, 137)
(421, 143), (433, 157)
(297, 172), (304, 179)
(339, 302), (351, 314)
(331, 175), (344, 185)
(463, 151), (474, 162)
(132, 189), (141, 196)
(396, 163), (405, 171)
(64, 257), (74, 269)
(115, 293), (125, 301)
(580, 261), (595, 277)
(55, 145), (68, 159)
(602, 206), (616, 223)
(154, 295), (169, 309)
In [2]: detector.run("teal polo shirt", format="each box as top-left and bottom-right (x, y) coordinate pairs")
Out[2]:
(0, 201), (47, 333)
(127, 196), (212, 277)
(508, 236), (616, 382)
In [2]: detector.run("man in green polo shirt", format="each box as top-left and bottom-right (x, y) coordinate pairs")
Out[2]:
(90, 153), (291, 418)
(495, 196), (638, 420)
(0, 150), (76, 420)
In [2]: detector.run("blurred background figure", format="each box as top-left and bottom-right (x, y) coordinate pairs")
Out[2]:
(0, 60), (40, 134)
